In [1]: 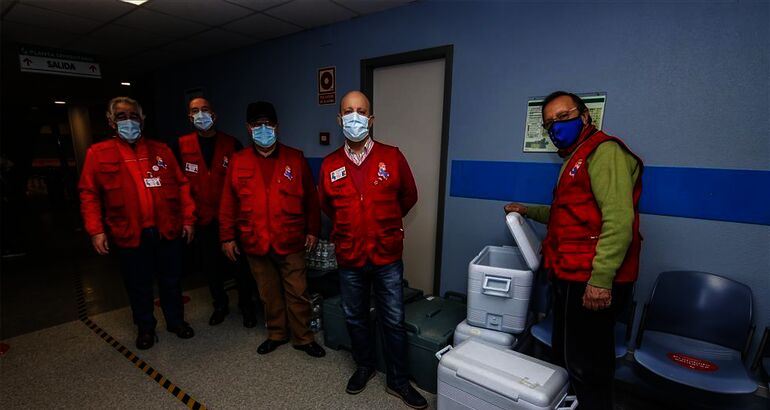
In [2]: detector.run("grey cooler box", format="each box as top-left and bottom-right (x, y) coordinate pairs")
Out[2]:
(377, 292), (467, 393)
(467, 212), (541, 334)
(453, 319), (517, 350)
(436, 339), (577, 410)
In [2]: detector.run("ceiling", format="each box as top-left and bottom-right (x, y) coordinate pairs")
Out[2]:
(1, 0), (414, 76)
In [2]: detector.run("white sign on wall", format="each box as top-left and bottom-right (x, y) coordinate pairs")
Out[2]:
(18, 45), (101, 79)
(523, 93), (606, 153)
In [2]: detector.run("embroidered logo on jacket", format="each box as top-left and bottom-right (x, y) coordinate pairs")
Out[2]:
(283, 165), (294, 181)
(569, 159), (584, 177)
(377, 162), (390, 180)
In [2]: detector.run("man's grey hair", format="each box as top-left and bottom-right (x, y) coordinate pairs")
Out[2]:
(106, 96), (145, 121)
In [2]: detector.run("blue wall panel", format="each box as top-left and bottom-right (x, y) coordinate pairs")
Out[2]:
(450, 161), (770, 225)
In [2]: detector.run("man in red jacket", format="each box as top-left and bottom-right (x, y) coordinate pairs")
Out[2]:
(172, 97), (257, 328)
(79, 96), (196, 350)
(219, 101), (325, 358)
(506, 91), (642, 410)
(319, 91), (426, 409)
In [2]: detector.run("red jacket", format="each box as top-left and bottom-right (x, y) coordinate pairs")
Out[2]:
(542, 130), (643, 283)
(319, 142), (418, 268)
(78, 137), (195, 248)
(219, 144), (320, 256)
(178, 132), (237, 226)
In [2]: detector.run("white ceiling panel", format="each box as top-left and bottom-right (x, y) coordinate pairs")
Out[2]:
(222, 0), (288, 12)
(77, 23), (175, 50)
(223, 12), (300, 40)
(332, 0), (413, 15)
(20, 0), (136, 22)
(4, 3), (105, 34)
(62, 35), (148, 58)
(1, 21), (80, 48)
(113, 7), (209, 38)
(145, 0), (253, 26)
(184, 28), (255, 51)
(265, 0), (356, 29)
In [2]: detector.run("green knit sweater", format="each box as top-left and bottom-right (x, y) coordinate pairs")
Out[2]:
(527, 141), (640, 289)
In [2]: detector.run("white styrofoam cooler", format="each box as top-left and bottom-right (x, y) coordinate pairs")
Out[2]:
(454, 320), (516, 349)
(436, 339), (576, 410)
(467, 212), (541, 334)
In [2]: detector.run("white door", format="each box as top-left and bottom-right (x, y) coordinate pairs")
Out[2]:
(372, 59), (445, 295)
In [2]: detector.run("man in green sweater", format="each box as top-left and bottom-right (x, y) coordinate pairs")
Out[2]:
(505, 91), (643, 410)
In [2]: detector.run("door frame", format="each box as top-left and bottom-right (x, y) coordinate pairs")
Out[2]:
(360, 45), (453, 296)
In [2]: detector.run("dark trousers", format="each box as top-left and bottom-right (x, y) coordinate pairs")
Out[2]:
(115, 228), (185, 333)
(189, 222), (256, 313)
(551, 279), (634, 410)
(339, 260), (408, 388)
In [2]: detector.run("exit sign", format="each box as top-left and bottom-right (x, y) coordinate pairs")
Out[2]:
(18, 45), (101, 79)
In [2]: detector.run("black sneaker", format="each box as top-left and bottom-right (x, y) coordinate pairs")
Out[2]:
(345, 367), (376, 394)
(209, 308), (229, 326)
(167, 322), (195, 339)
(386, 383), (428, 409)
(136, 330), (157, 350)
(293, 341), (326, 358)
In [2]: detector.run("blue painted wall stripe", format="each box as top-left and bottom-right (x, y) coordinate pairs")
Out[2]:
(449, 160), (770, 226)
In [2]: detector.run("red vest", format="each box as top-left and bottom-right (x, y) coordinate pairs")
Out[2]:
(83, 139), (187, 247)
(227, 144), (307, 256)
(178, 132), (237, 226)
(320, 143), (406, 268)
(543, 130), (643, 283)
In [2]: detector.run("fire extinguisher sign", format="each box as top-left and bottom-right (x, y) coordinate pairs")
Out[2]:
(318, 66), (336, 105)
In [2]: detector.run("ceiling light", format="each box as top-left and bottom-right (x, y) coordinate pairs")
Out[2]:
(119, 0), (149, 5)
(121, 82), (131, 86)
(54, 100), (66, 105)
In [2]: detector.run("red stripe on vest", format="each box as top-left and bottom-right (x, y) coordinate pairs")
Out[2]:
(542, 130), (644, 283)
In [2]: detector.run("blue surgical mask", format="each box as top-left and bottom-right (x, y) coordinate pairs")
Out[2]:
(192, 111), (214, 131)
(341, 112), (370, 142)
(117, 119), (141, 143)
(251, 125), (276, 148)
(548, 116), (583, 149)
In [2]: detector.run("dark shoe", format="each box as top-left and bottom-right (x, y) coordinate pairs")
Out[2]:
(257, 338), (289, 355)
(293, 341), (326, 358)
(345, 367), (376, 394)
(242, 310), (257, 328)
(386, 383), (428, 409)
(167, 322), (195, 339)
(208, 308), (229, 326)
(136, 331), (157, 350)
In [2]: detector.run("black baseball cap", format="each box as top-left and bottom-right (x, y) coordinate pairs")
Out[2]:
(246, 101), (277, 124)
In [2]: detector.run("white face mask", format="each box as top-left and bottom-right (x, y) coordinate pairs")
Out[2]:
(341, 112), (369, 142)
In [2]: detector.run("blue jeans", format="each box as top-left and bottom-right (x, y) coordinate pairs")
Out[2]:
(115, 228), (185, 333)
(339, 260), (408, 388)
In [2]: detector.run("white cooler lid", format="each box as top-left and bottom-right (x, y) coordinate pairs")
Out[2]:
(505, 212), (541, 272)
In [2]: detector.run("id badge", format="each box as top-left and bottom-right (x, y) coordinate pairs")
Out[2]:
(185, 162), (199, 173)
(144, 177), (162, 188)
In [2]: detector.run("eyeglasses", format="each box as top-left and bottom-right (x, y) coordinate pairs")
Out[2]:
(542, 107), (579, 131)
(114, 111), (141, 121)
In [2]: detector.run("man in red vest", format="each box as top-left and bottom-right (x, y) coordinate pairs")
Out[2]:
(172, 97), (257, 328)
(219, 101), (325, 358)
(319, 91), (426, 409)
(79, 96), (196, 350)
(506, 91), (642, 410)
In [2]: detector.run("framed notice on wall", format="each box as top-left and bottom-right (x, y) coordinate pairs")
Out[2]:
(523, 93), (606, 153)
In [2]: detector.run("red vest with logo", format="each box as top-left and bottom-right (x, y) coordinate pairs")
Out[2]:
(178, 132), (237, 226)
(542, 130), (643, 283)
(320, 143), (406, 268)
(86, 139), (186, 247)
(228, 144), (307, 256)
